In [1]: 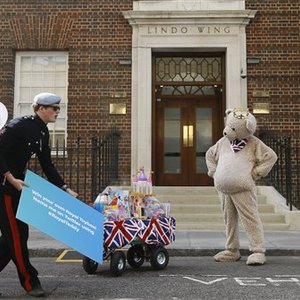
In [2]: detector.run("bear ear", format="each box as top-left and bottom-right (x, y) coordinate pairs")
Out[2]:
(246, 113), (257, 134)
(225, 108), (233, 116)
(224, 109), (233, 126)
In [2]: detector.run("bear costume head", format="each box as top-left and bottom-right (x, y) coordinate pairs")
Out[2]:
(223, 108), (256, 141)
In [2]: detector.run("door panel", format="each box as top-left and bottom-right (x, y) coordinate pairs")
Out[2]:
(196, 107), (212, 173)
(164, 108), (181, 174)
(155, 94), (221, 186)
(156, 99), (188, 185)
(190, 97), (219, 185)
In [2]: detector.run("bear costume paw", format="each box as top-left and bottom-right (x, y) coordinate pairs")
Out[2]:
(214, 250), (241, 262)
(246, 253), (266, 266)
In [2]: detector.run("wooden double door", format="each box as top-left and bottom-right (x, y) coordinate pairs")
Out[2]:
(154, 90), (223, 186)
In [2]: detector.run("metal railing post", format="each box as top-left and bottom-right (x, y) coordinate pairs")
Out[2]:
(284, 137), (292, 210)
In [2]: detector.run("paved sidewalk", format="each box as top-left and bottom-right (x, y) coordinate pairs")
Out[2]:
(28, 226), (300, 257)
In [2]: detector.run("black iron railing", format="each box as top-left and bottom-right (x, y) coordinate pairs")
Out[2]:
(28, 130), (120, 203)
(260, 131), (300, 210)
(91, 132), (120, 201)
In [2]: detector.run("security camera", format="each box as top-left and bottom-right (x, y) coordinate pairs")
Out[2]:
(241, 68), (247, 79)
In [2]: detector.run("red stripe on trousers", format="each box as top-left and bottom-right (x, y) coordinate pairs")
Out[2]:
(4, 194), (32, 291)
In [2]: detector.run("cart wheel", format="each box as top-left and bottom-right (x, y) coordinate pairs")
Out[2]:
(149, 246), (169, 270)
(110, 251), (126, 277)
(127, 245), (145, 269)
(82, 256), (98, 274)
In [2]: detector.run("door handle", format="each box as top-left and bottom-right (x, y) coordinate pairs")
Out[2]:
(183, 125), (193, 147)
(188, 125), (193, 147)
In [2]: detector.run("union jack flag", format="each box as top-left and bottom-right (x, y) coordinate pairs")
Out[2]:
(104, 219), (140, 248)
(137, 217), (176, 245)
(230, 138), (248, 153)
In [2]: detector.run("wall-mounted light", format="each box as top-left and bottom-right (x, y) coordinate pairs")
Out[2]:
(247, 56), (261, 64)
(118, 59), (132, 65)
(155, 84), (164, 101)
(252, 90), (270, 98)
(240, 68), (247, 79)
(110, 92), (127, 98)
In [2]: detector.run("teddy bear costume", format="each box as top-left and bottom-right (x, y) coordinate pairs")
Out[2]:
(206, 108), (277, 265)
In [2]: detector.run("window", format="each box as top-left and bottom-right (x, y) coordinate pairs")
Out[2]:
(14, 52), (68, 147)
(155, 56), (222, 82)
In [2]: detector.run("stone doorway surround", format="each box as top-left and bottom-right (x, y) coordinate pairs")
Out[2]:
(123, 0), (257, 178)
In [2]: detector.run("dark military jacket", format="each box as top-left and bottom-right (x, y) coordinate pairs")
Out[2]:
(0, 114), (65, 195)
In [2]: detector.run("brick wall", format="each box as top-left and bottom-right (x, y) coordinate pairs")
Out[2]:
(246, 0), (300, 136)
(0, 0), (133, 186)
(246, 0), (299, 205)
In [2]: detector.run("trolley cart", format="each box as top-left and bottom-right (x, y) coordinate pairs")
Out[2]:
(126, 240), (169, 270)
(82, 217), (176, 277)
(83, 244), (127, 277)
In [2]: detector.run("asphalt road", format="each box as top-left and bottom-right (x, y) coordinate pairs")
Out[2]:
(1, 256), (300, 299)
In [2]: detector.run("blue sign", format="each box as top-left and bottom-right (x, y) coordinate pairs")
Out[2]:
(16, 170), (103, 263)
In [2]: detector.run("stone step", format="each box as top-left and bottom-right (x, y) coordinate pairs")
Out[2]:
(152, 186), (218, 195)
(108, 185), (292, 230)
(157, 194), (268, 204)
(171, 204), (222, 214)
(175, 222), (290, 231)
(172, 213), (286, 223)
(170, 204), (275, 214)
(150, 186), (290, 231)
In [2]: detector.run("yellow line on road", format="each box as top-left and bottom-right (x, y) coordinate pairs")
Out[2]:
(56, 249), (82, 263)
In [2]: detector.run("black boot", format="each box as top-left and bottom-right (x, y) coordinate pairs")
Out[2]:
(27, 285), (45, 297)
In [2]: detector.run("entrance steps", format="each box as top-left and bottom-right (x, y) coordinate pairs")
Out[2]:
(152, 186), (291, 231)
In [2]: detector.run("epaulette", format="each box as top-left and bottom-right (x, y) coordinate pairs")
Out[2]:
(5, 115), (34, 128)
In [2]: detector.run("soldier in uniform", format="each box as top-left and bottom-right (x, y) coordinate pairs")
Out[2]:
(0, 93), (78, 297)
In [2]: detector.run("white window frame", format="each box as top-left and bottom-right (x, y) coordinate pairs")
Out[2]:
(14, 51), (69, 149)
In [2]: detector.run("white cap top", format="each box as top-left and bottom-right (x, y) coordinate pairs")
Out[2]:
(33, 92), (61, 106)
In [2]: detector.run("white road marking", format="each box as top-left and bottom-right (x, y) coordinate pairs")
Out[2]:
(183, 276), (227, 285)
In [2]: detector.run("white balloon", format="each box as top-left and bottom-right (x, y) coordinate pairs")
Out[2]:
(0, 102), (8, 129)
